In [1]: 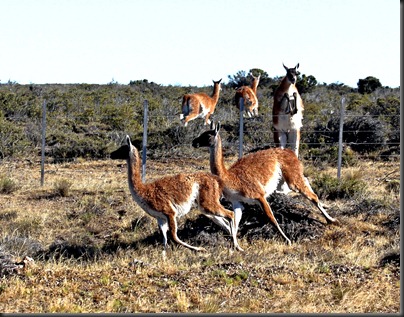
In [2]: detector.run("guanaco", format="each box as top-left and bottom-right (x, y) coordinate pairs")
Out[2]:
(234, 74), (260, 117)
(273, 63), (304, 157)
(111, 135), (243, 252)
(180, 79), (222, 127)
(192, 122), (339, 245)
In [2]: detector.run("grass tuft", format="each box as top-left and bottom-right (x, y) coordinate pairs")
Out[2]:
(0, 175), (18, 194)
(53, 178), (73, 197)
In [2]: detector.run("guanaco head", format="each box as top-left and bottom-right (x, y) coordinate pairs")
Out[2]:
(251, 74), (260, 91)
(252, 74), (261, 83)
(213, 78), (222, 91)
(192, 121), (220, 148)
(283, 63), (300, 85)
(110, 135), (138, 161)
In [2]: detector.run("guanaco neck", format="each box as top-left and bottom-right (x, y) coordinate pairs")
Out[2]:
(127, 149), (146, 193)
(209, 134), (229, 179)
(275, 77), (294, 100)
(251, 78), (259, 94)
(211, 83), (221, 103)
(281, 77), (293, 90)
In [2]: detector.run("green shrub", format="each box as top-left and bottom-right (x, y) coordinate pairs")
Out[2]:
(311, 171), (366, 200)
(0, 116), (31, 159)
(303, 144), (359, 167)
(46, 130), (114, 162)
(308, 114), (387, 156)
(0, 176), (18, 194)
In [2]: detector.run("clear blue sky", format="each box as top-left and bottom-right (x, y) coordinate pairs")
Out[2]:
(0, 0), (400, 88)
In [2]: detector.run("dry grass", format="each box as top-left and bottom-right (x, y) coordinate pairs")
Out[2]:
(0, 156), (400, 313)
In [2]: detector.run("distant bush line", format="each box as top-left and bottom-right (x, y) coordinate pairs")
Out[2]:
(0, 75), (400, 164)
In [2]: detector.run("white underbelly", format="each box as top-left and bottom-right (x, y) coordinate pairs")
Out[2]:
(225, 188), (258, 206)
(262, 164), (283, 197)
(290, 110), (303, 129)
(275, 109), (303, 131)
(200, 103), (211, 115)
(128, 182), (199, 220)
(170, 183), (199, 218)
(223, 164), (283, 203)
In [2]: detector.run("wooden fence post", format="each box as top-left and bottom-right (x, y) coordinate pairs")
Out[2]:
(142, 99), (148, 182)
(337, 97), (345, 179)
(40, 100), (46, 186)
(239, 97), (244, 159)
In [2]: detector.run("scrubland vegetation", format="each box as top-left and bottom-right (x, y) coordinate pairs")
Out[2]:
(0, 71), (400, 313)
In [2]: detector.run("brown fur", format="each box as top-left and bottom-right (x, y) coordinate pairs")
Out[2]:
(111, 135), (243, 252)
(192, 122), (339, 245)
(234, 75), (260, 117)
(181, 79), (222, 127)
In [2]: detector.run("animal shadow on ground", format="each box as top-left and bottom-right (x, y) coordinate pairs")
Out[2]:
(181, 193), (328, 248)
(122, 193), (328, 251)
(30, 194), (329, 261)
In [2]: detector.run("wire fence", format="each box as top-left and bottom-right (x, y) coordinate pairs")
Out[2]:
(30, 97), (400, 185)
(140, 101), (399, 157)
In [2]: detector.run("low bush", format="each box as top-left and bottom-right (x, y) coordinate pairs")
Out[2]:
(311, 171), (366, 200)
(54, 179), (73, 197)
(0, 176), (18, 194)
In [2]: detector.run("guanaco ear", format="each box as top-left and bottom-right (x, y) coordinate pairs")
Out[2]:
(215, 121), (221, 134)
(295, 63), (299, 70)
(283, 63), (288, 71)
